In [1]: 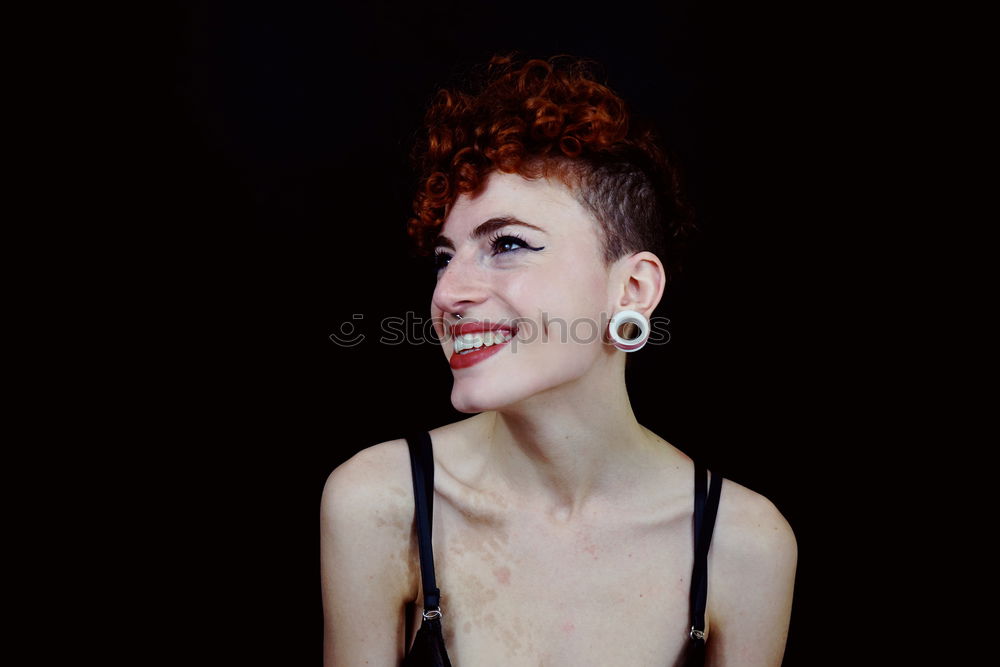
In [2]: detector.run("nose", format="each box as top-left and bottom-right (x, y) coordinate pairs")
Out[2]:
(431, 248), (489, 325)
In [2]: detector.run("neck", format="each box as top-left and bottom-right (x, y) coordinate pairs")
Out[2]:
(470, 359), (662, 524)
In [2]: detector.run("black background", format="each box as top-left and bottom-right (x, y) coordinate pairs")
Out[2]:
(165, 1), (886, 664)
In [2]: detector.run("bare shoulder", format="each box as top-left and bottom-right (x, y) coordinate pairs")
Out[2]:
(711, 474), (797, 565)
(323, 438), (417, 512)
(322, 437), (419, 541)
(319, 438), (422, 664)
(320, 438), (420, 606)
(706, 473), (798, 661)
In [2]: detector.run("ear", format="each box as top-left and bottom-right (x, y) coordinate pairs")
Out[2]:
(611, 251), (666, 319)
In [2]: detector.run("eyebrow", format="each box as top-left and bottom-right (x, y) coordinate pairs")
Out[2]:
(433, 215), (546, 251)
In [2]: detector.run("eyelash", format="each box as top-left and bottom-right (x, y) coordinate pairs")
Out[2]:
(433, 232), (541, 272)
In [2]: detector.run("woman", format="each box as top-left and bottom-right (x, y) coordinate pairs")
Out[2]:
(321, 53), (797, 666)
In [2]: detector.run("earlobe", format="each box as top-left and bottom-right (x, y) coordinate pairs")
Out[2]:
(608, 309), (650, 352)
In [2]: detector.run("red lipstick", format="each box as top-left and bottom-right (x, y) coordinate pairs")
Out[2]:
(447, 321), (517, 370)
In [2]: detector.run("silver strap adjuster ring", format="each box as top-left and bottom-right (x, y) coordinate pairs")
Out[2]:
(690, 626), (706, 641)
(422, 606), (442, 621)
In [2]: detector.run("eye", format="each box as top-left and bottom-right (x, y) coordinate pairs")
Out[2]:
(433, 232), (544, 274)
(489, 232), (538, 255)
(433, 251), (451, 272)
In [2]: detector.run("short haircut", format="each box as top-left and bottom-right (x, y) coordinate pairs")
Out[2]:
(407, 51), (698, 288)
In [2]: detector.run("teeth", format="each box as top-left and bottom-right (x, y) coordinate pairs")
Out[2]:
(454, 330), (513, 354)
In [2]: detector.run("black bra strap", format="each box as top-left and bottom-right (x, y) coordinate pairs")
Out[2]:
(406, 431), (441, 614)
(690, 460), (724, 640)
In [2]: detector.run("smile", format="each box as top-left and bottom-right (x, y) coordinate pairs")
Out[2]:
(454, 330), (514, 354)
(449, 330), (516, 370)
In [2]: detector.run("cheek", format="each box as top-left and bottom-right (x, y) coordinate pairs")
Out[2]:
(515, 269), (607, 331)
(428, 302), (445, 340)
(507, 293), (608, 354)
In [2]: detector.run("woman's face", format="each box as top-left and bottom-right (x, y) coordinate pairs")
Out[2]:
(430, 170), (620, 413)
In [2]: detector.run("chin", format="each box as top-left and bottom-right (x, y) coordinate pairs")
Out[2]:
(448, 372), (560, 414)
(450, 384), (507, 414)
(447, 346), (599, 413)
(449, 379), (529, 414)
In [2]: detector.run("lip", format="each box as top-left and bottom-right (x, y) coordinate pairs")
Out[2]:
(449, 333), (514, 370)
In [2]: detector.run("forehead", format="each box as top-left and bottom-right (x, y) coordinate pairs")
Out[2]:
(442, 170), (592, 238)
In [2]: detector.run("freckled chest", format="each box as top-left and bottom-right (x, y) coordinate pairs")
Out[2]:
(409, 490), (698, 666)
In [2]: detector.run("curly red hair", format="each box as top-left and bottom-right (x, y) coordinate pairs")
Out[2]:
(407, 51), (697, 286)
